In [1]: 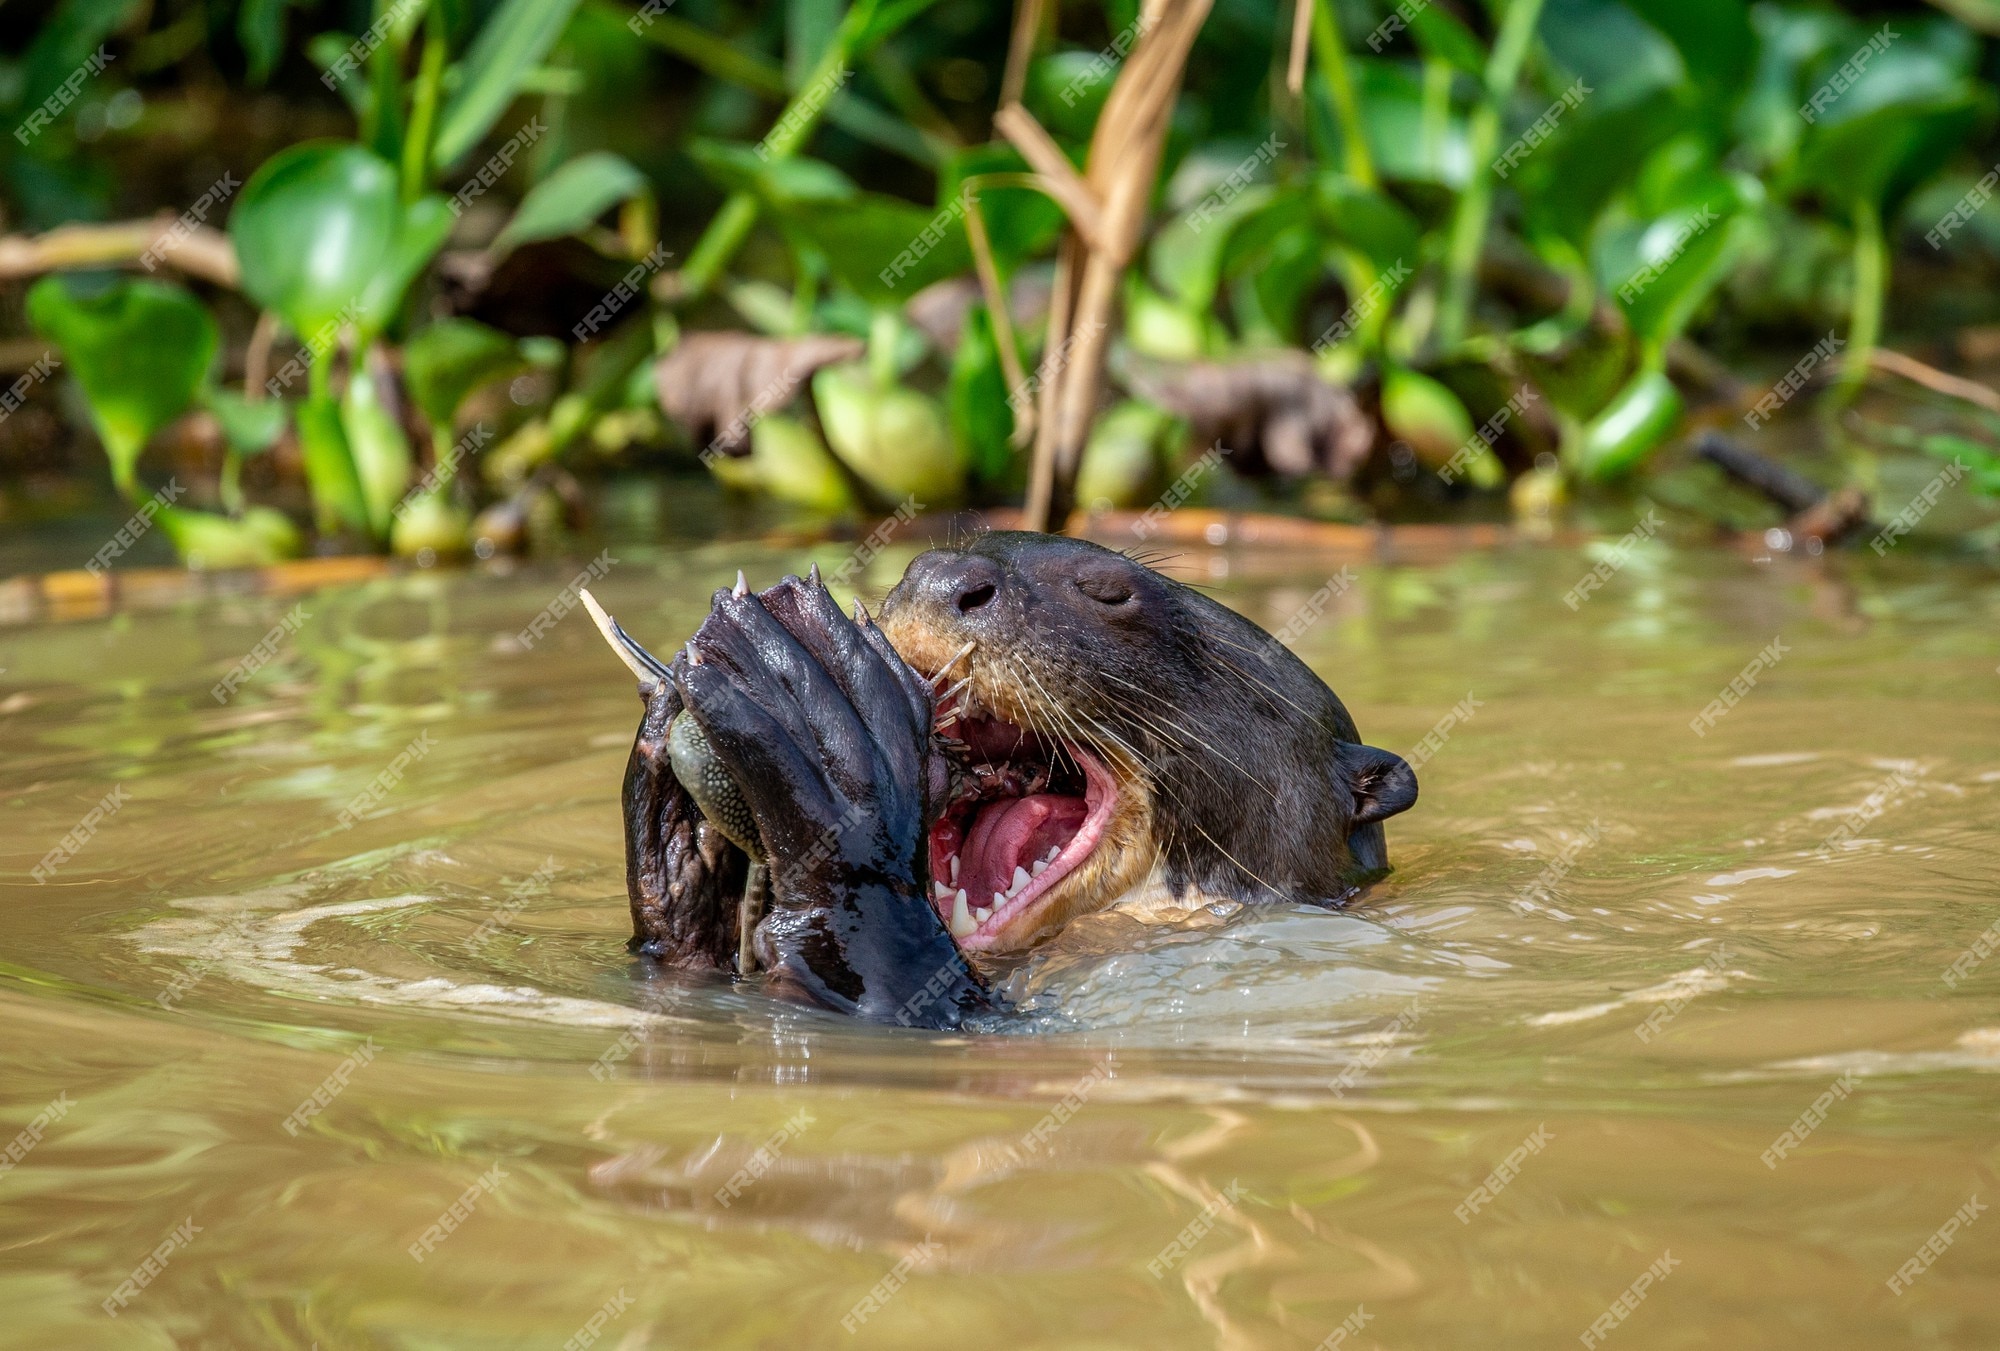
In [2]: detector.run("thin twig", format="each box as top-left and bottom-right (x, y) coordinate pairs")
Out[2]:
(958, 183), (1034, 445)
(0, 218), (240, 288)
(999, 0), (1047, 115)
(1857, 347), (2000, 417)
(1286, 0), (1312, 94)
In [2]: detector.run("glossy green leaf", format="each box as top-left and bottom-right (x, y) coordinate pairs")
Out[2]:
(1537, 0), (1684, 107)
(205, 389), (289, 456)
(1574, 367), (1683, 480)
(1356, 60), (1471, 187)
(1516, 88), (1684, 246)
(158, 506), (301, 569)
(746, 414), (858, 513)
(813, 362), (963, 505)
(1076, 401), (1172, 510)
(490, 151), (651, 258)
(342, 366), (414, 538)
(1382, 367), (1478, 469)
(230, 142), (400, 342)
(26, 277), (216, 496)
(402, 318), (530, 429)
(295, 395), (371, 535)
(1151, 184), (1280, 310)
(431, 0), (583, 170)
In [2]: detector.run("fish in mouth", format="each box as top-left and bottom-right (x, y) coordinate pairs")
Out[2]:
(599, 531), (1419, 1027)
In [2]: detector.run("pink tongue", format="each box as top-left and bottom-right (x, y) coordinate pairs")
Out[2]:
(961, 794), (1087, 902)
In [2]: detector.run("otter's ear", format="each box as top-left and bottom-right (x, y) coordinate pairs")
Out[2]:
(1335, 742), (1418, 825)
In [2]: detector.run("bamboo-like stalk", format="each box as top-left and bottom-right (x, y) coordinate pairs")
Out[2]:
(1004, 0), (1216, 531)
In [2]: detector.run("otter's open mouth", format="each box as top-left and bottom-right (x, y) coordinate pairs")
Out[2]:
(927, 710), (1117, 952)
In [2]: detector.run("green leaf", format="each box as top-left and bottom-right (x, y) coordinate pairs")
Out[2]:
(1076, 401), (1171, 510)
(947, 304), (1017, 486)
(690, 141), (971, 304)
(295, 395), (371, 536)
(342, 365), (415, 538)
(232, 141), (454, 351)
(1622, 0), (1756, 102)
(1152, 184), (1280, 310)
(813, 362), (963, 505)
(490, 151), (650, 258)
(402, 318), (530, 429)
(938, 144), (1066, 275)
(158, 506), (301, 569)
(18, 0), (140, 115)
(355, 194), (456, 342)
(205, 389), (289, 455)
(1404, 6), (1488, 75)
(745, 414), (858, 513)
(1795, 92), (1991, 218)
(26, 277), (216, 496)
(1516, 88), (1684, 247)
(237, 0), (290, 85)
(1574, 367), (1683, 480)
(431, 0), (584, 170)
(1355, 60), (1471, 187)
(230, 141), (398, 341)
(787, 0), (845, 88)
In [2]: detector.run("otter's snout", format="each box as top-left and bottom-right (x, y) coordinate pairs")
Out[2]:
(886, 550), (1004, 620)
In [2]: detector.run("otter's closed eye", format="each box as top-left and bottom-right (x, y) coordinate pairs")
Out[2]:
(1074, 574), (1134, 605)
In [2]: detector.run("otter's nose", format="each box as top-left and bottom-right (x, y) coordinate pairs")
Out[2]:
(900, 551), (1003, 616)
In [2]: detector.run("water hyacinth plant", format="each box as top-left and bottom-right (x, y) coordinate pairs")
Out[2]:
(2, 0), (1998, 562)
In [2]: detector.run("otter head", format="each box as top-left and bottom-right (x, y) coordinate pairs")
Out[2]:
(878, 532), (1417, 955)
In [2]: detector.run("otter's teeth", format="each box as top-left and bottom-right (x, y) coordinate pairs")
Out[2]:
(948, 856), (959, 886)
(1031, 860), (1047, 877)
(991, 892), (1006, 910)
(933, 880), (953, 903)
(1045, 845), (1060, 862)
(974, 905), (992, 923)
(1010, 866), (1031, 896)
(949, 889), (976, 938)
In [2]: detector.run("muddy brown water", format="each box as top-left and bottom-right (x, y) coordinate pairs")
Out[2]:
(2, 537), (1997, 1350)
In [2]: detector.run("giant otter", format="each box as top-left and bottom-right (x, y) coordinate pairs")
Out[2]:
(593, 532), (1417, 1028)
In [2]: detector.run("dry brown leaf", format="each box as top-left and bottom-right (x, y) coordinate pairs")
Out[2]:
(1125, 353), (1374, 479)
(654, 331), (863, 456)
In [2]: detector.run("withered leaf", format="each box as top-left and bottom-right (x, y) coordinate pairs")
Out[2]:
(656, 331), (863, 457)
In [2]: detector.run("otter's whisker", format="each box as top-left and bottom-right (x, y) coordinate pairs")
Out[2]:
(929, 640), (977, 687)
(937, 674), (975, 709)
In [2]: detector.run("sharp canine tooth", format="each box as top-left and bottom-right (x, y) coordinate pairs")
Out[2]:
(1031, 860), (1047, 876)
(1045, 845), (1061, 862)
(949, 890), (976, 937)
(933, 880), (952, 901)
(992, 892), (1006, 910)
(1010, 866), (1031, 895)
(948, 856), (959, 885)
(974, 906), (992, 922)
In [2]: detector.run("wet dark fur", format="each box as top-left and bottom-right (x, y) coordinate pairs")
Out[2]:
(880, 532), (1416, 904)
(621, 534), (1415, 1027)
